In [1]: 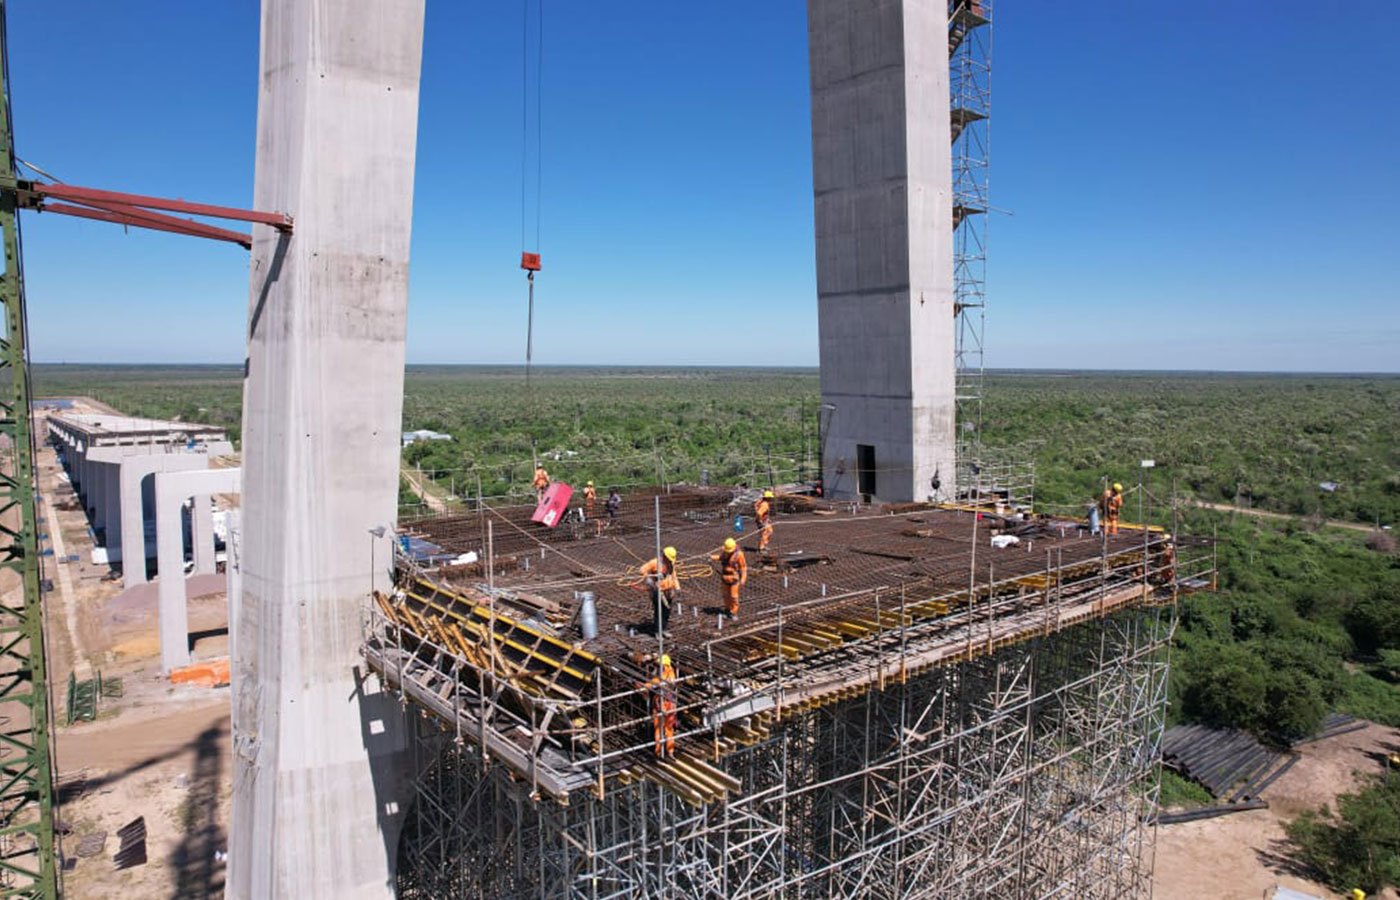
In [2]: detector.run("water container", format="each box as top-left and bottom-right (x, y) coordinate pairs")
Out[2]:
(733, 515), (744, 533)
(578, 591), (599, 642)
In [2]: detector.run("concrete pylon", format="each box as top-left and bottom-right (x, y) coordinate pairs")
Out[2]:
(229, 2), (426, 898)
(808, 0), (956, 503)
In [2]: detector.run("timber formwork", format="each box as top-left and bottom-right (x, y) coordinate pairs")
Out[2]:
(365, 488), (1212, 898)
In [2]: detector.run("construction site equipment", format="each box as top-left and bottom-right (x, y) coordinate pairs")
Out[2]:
(371, 488), (1216, 897)
(0, 6), (59, 892)
(12, 181), (291, 249)
(952, 0), (992, 458)
(64, 672), (99, 726)
(110, 817), (146, 870)
(0, 5), (288, 888)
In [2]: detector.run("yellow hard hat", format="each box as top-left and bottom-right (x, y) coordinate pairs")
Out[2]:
(587, 480), (594, 486)
(660, 654), (672, 667)
(763, 489), (774, 499)
(1350, 890), (1365, 900)
(723, 537), (736, 552)
(1113, 483), (1123, 492)
(663, 546), (677, 561)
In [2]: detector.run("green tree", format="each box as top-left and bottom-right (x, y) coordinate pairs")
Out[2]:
(1286, 772), (1400, 895)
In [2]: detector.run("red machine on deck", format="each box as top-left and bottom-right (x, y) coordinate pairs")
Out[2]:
(532, 481), (573, 528)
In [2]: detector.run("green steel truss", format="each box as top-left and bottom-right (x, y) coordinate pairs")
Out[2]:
(0, 2), (58, 896)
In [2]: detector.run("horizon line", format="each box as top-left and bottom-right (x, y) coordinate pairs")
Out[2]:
(27, 362), (1400, 377)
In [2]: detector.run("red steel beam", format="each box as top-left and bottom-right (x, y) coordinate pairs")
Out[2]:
(57, 196), (257, 246)
(23, 181), (292, 231)
(39, 202), (253, 248)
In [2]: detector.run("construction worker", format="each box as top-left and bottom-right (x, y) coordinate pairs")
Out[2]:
(639, 546), (680, 635)
(646, 654), (678, 758)
(583, 480), (597, 518)
(599, 487), (621, 534)
(1098, 482), (1124, 536)
(755, 489), (774, 551)
(533, 463), (550, 503)
(710, 537), (748, 618)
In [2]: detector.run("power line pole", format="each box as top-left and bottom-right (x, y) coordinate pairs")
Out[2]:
(0, 2), (59, 894)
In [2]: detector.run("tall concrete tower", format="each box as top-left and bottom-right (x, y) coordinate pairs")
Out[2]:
(229, 2), (426, 897)
(808, 0), (956, 503)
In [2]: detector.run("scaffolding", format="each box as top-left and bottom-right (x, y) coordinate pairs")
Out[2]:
(365, 488), (1214, 899)
(951, 0), (992, 460)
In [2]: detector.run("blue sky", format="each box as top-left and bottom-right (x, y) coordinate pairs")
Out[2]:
(10, 2), (1399, 371)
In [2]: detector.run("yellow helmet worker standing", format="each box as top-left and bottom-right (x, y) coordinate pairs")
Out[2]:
(755, 491), (775, 551)
(710, 536), (748, 619)
(1099, 482), (1125, 536)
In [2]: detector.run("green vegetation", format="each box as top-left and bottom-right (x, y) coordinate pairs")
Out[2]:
(1285, 769), (1400, 895)
(1158, 769), (1213, 810)
(33, 365), (1400, 742)
(397, 366), (821, 504)
(980, 372), (1400, 527)
(1169, 515), (1400, 743)
(34, 364), (244, 442)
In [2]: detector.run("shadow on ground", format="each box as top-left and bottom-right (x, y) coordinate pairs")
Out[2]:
(170, 722), (226, 899)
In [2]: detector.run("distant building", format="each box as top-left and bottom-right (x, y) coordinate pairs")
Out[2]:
(403, 429), (452, 448)
(1319, 481), (1340, 493)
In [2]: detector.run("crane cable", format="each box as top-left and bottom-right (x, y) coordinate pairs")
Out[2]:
(520, 0), (543, 390)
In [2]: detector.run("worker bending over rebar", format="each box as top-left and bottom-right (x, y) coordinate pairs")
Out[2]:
(639, 546), (680, 635)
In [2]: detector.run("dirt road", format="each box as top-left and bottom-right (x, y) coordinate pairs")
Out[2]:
(402, 464), (448, 514)
(1194, 500), (1380, 533)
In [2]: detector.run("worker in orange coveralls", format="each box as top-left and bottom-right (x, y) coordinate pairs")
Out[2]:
(639, 547), (680, 635)
(533, 464), (550, 503)
(710, 537), (748, 619)
(1099, 482), (1124, 535)
(645, 654), (678, 758)
(755, 490), (775, 550)
(583, 480), (597, 518)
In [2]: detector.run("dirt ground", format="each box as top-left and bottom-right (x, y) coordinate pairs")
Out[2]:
(1154, 721), (1400, 900)
(36, 399), (233, 899)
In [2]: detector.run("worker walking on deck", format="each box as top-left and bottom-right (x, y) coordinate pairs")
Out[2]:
(533, 464), (550, 503)
(640, 546), (680, 635)
(646, 654), (678, 758)
(1099, 482), (1124, 536)
(710, 537), (748, 618)
(755, 490), (774, 550)
(599, 487), (621, 536)
(583, 480), (597, 518)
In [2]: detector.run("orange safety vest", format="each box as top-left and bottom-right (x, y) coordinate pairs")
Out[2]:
(649, 666), (677, 711)
(639, 557), (678, 593)
(755, 498), (771, 525)
(534, 467), (550, 489)
(719, 549), (747, 586)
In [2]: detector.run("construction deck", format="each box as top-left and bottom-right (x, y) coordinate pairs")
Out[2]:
(409, 489), (1148, 662)
(366, 489), (1200, 805)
